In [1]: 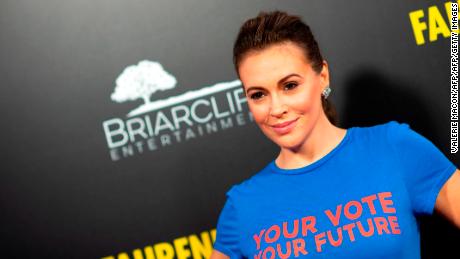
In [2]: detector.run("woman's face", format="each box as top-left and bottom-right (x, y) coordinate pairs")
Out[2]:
(238, 41), (329, 150)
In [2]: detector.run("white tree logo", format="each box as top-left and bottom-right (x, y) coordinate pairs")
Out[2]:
(111, 60), (177, 105)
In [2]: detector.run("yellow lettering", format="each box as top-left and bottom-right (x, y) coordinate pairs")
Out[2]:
(428, 6), (450, 41)
(445, 1), (460, 33)
(133, 249), (144, 259)
(189, 231), (213, 258)
(102, 229), (217, 259)
(144, 246), (155, 259)
(173, 237), (191, 259)
(409, 9), (427, 45)
(210, 229), (216, 243)
(117, 253), (131, 259)
(154, 242), (175, 259)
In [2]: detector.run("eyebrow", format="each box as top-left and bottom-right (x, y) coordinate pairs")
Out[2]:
(245, 73), (302, 93)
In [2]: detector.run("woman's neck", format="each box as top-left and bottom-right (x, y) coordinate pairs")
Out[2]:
(275, 114), (347, 170)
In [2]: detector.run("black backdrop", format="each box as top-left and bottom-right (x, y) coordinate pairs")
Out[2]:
(1, 0), (458, 258)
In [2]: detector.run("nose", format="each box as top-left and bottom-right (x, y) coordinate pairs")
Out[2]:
(269, 95), (288, 117)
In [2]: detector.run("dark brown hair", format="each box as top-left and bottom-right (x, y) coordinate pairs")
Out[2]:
(233, 10), (338, 126)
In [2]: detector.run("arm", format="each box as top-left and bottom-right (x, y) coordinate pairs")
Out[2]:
(210, 249), (230, 259)
(435, 169), (460, 228)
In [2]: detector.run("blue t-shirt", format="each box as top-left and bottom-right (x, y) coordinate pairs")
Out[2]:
(213, 121), (457, 259)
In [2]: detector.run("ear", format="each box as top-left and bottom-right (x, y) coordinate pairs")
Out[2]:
(319, 60), (330, 90)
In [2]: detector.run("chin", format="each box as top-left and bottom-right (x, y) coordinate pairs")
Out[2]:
(270, 135), (303, 150)
(259, 126), (299, 147)
(278, 141), (303, 150)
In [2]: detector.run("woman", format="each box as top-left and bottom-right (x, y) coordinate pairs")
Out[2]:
(211, 11), (460, 259)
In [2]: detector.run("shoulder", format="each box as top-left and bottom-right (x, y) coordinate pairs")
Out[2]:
(224, 163), (273, 201)
(353, 120), (415, 140)
(342, 120), (420, 157)
(381, 120), (411, 136)
(347, 120), (404, 146)
(353, 120), (406, 135)
(361, 120), (449, 166)
(379, 120), (433, 149)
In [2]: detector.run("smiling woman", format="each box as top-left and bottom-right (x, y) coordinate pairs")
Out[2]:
(211, 10), (460, 259)
(237, 42), (343, 161)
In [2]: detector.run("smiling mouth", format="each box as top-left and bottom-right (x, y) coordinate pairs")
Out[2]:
(271, 118), (298, 128)
(270, 118), (299, 134)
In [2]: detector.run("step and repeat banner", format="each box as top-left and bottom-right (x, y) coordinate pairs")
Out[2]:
(1, 0), (458, 258)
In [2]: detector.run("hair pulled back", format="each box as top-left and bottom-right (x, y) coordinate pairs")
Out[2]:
(233, 10), (338, 126)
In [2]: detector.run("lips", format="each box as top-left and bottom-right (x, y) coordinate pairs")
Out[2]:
(270, 118), (299, 134)
(272, 118), (298, 128)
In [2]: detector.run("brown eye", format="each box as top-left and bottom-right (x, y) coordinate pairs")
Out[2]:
(284, 82), (298, 90)
(250, 92), (264, 100)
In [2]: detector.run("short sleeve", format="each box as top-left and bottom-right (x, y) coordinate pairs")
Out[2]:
(213, 188), (243, 258)
(386, 121), (457, 215)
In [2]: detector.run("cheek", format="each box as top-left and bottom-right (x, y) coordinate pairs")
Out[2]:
(298, 82), (324, 110)
(248, 103), (270, 124)
(289, 92), (317, 113)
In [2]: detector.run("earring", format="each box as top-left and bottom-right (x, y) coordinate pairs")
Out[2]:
(322, 86), (331, 99)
